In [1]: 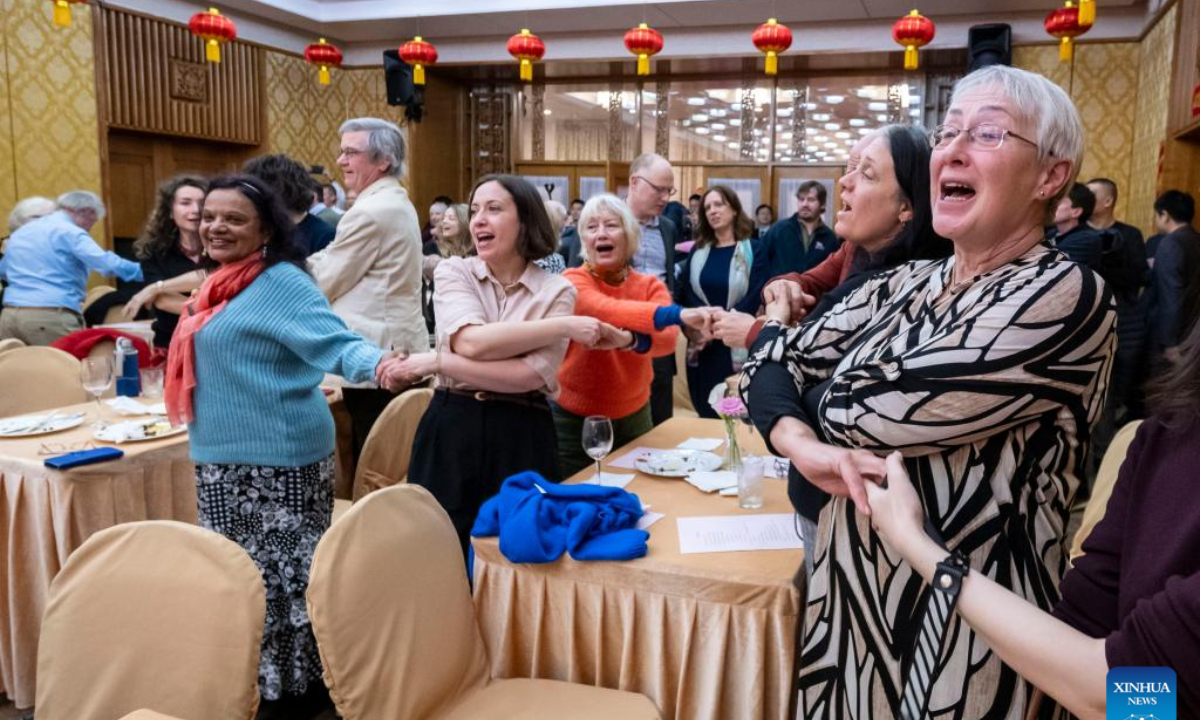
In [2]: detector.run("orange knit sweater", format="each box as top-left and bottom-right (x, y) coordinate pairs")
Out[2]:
(556, 268), (679, 419)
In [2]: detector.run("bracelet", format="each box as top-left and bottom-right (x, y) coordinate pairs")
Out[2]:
(624, 331), (638, 351)
(154, 280), (164, 293)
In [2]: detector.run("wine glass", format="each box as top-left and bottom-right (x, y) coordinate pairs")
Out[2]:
(80, 356), (114, 428)
(581, 415), (614, 485)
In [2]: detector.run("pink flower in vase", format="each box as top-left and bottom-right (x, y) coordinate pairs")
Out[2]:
(713, 395), (747, 419)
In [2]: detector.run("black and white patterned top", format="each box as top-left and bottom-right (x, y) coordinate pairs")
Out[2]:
(741, 244), (1115, 719)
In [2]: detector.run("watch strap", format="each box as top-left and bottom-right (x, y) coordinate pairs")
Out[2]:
(899, 549), (969, 720)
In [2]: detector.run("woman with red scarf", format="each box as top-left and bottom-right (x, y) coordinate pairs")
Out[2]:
(165, 174), (385, 718)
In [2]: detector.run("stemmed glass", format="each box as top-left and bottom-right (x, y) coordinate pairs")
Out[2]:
(80, 356), (114, 428)
(581, 415), (614, 486)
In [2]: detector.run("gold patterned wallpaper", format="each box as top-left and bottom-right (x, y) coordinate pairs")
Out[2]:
(264, 52), (409, 184)
(1127, 4), (1177, 235)
(0, 0), (102, 242)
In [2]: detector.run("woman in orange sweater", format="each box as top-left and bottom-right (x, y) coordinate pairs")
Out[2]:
(555, 194), (713, 476)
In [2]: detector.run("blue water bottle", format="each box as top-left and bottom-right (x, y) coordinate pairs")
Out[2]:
(113, 337), (141, 397)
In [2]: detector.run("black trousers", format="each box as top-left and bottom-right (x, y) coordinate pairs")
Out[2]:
(408, 390), (561, 557)
(650, 355), (675, 427)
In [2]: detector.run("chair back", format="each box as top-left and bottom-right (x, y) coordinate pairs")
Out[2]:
(83, 285), (116, 312)
(36, 521), (265, 720)
(0, 337), (25, 355)
(104, 304), (129, 324)
(0, 346), (86, 417)
(672, 331), (696, 415)
(351, 386), (433, 501)
(1071, 419), (1143, 559)
(119, 712), (190, 720)
(307, 484), (489, 720)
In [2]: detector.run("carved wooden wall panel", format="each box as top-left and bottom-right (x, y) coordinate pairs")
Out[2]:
(98, 6), (263, 144)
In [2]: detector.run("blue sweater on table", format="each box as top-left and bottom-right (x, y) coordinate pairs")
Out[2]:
(189, 262), (384, 467)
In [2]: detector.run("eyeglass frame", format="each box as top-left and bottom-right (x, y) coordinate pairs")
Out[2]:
(632, 175), (677, 198)
(930, 123), (1045, 154)
(337, 146), (369, 158)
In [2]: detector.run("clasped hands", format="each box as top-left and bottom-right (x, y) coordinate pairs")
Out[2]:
(682, 279), (817, 350)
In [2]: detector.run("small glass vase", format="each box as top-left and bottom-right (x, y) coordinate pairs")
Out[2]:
(723, 417), (743, 472)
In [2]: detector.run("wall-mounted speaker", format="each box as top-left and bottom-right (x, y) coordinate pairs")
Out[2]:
(967, 24), (1012, 72)
(383, 50), (424, 122)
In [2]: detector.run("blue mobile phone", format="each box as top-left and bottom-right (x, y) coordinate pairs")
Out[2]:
(44, 447), (124, 469)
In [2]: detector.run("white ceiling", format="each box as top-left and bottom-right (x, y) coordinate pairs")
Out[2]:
(105, 0), (1163, 65)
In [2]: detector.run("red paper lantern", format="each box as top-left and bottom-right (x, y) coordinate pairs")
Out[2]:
(400, 36), (438, 86)
(892, 10), (935, 71)
(47, 0), (86, 28)
(189, 7), (237, 63)
(507, 28), (545, 82)
(303, 38), (343, 86)
(624, 23), (663, 77)
(1045, 1), (1090, 62)
(752, 18), (792, 76)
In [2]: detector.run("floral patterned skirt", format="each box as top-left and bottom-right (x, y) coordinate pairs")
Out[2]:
(195, 455), (334, 701)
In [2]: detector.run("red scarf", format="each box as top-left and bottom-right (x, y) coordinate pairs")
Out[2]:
(165, 254), (265, 426)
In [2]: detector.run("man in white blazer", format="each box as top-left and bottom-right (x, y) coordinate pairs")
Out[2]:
(308, 117), (429, 458)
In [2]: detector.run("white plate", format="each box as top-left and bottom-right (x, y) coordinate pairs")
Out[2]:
(95, 418), (187, 444)
(635, 449), (724, 478)
(0, 412), (87, 438)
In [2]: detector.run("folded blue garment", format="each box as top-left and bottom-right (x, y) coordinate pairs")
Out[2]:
(471, 471), (650, 563)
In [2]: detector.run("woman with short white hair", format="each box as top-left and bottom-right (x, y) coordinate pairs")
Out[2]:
(741, 64), (1115, 718)
(6, 196), (55, 234)
(553, 193), (710, 475)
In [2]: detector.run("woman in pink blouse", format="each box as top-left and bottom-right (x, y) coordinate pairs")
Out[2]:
(380, 175), (627, 554)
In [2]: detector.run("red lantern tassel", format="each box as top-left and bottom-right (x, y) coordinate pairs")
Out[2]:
(520, 59), (532, 82)
(413, 64), (425, 85)
(319, 66), (331, 85)
(905, 45), (918, 70)
(1059, 36), (1072, 62)
(1079, 0), (1095, 26)
(206, 39), (221, 63)
(765, 51), (778, 75)
(637, 54), (649, 76)
(53, 0), (71, 26)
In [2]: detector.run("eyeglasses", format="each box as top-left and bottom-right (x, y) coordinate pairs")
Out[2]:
(337, 147), (367, 158)
(930, 124), (1042, 153)
(633, 175), (677, 197)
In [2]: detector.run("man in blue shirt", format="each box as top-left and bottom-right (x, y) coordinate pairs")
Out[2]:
(0, 191), (143, 345)
(761, 181), (839, 277)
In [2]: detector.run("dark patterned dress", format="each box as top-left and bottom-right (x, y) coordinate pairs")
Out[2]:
(196, 455), (334, 701)
(741, 246), (1115, 719)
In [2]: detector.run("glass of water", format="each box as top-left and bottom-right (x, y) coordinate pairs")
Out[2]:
(80, 356), (114, 428)
(139, 366), (164, 398)
(738, 456), (765, 510)
(581, 415), (614, 485)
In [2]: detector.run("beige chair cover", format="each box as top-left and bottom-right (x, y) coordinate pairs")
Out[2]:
(350, 386), (433, 501)
(672, 332), (697, 417)
(0, 346), (86, 417)
(83, 284), (116, 312)
(0, 337), (25, 355)
(1070, 420), (1143, 559)
(36, 521), (265, 720)
(307, 484), (661, 720)
(119, 712), (189, 720)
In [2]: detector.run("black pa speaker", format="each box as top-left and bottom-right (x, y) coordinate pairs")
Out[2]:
(383, 50), (424, 122)
(967, 24), (1012, 72)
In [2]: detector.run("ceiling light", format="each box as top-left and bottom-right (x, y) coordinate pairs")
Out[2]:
(857, 128), (874, 134)
(812, 113), (831, 122)
(824, 123), (840, 131)
(711, 123), (727, 130)
(710, 109), (727, 118)
(692, 113), (709, 123)
(731, 103), (743, 112)
(825, 95), (844, 104)
(849, 118), (867, 127)
(868, 102), (888, 111)
(781, 131), (793, 140)
(695, 127), (709, 135)
(910, 108), (922, 117)
(876, 114), (889, 122)
(730, 118), (742, 126)
(543, 109), (552, 115)
(806, 127), (819, 134)
(778, 107), (793, 117)
(713, 134), (728, 142)
(687, 97), (706, 106)
(825, 141), (839, 148)
(835, 131), (851, 139)
(727, 141), (739, 148)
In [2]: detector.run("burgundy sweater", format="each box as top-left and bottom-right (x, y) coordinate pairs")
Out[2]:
(1052, 416), (1200, 713)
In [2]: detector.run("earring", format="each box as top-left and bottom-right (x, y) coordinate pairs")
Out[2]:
(261, 246), (267, 258)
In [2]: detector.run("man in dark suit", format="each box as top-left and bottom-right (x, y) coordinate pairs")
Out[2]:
(761, 180), (839, 277)
(627, 153), (680, 426)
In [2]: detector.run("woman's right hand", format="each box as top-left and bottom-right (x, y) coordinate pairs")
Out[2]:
(122, 284), (160, 320)
(560, 316), (605, 347)
(772, 419), (886, 515)
(761, 279), (815, 325)
(680, 307), (714, 339)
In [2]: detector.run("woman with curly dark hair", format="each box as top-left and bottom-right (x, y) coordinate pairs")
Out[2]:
(166, 173), (387, 716)
(133, 175), (207, 355)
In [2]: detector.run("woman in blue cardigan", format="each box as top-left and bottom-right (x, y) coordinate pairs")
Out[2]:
(675, 185), (769, 417)
(164, 174), (385, 716)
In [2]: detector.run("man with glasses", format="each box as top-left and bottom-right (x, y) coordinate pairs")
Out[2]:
(627, 152), (682, 425)
(761, 180), (839, 277)
(308, 117), (428, 462)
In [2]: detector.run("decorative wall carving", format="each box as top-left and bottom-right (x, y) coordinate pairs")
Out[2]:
(169, 58), (207, 102)
(655, 82), (670, 156)
(531, 83), (546, 160)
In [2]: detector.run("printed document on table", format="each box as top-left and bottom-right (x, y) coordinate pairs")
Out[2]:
(677, 514), (803, 553)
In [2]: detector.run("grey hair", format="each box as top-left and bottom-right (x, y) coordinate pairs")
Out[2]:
(577, 193), (642, 264)
(950, 65), (1084, 204)
(7, 196), (56, 232)
(543, 200), (567, 237)
(56, 191), (106, 219)
(630, 152), (669, 176)
(339, 117), (406, 178)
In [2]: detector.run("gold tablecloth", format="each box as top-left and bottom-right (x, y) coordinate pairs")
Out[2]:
(0, 402), (195, 709)
(471, 418), (802, 720)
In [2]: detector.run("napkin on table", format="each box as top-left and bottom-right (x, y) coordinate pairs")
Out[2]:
(105, 397), (167, 416)
(685, 470), (739, 493)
